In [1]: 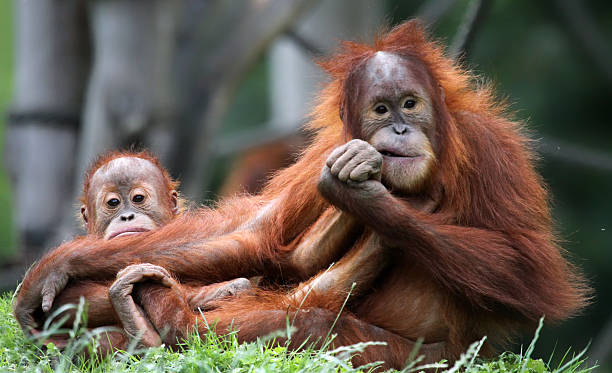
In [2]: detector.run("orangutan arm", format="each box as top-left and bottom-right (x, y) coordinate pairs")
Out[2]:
(318, 166), (586, 321)
(13, 204), (277, 331)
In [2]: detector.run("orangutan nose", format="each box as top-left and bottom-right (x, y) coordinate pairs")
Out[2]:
(392, 123), (410, 135)
(120, 213), (135, 221)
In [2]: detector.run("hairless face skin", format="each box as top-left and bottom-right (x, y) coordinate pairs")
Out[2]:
(341, 51), (438, 193)
(82, 157), (178, 240)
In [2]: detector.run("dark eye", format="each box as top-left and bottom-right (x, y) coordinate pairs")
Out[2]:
(374, 105), (388, 114)
(132, 194), (145, 203)
(107, 198), (120, 207)
(404, 99), (416, 109)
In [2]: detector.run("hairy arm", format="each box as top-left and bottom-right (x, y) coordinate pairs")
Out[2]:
(14, 139), (335, 332)
(318, 166), (586, 322)
(14, 199), (282, 331)
(289, 232), (387, 307)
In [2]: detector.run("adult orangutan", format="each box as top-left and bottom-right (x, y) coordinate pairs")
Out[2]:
(14, 21), (588, 368)
(48, 150), (252, 349)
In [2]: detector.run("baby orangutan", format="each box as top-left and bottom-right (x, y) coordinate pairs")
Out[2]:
(49, 150), (252, 350)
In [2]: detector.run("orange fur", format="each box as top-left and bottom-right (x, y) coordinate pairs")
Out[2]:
(15, 20), (589, 369)
(47, 150), (254, 351)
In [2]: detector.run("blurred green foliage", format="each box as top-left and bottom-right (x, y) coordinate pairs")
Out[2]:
(0, 0), (15, 260)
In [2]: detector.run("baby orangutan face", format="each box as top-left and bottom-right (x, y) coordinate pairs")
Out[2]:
(81, 157), (179, 240)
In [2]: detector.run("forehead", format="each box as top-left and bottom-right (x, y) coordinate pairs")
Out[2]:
(358, 51), (429, 100)
(90, 157), (164, 192)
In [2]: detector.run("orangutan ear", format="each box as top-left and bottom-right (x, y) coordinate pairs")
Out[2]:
(170, 190), (179, 214)
(80, 205), (88, 224)
(439, 84), (445, 102)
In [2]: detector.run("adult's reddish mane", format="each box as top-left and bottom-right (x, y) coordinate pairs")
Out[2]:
(14, 20), (588, 369)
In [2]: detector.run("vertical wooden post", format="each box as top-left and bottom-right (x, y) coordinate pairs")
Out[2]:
(5, 0), (89, 257)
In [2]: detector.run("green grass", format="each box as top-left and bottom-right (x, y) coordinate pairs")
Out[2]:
(0, 293), (595, 373)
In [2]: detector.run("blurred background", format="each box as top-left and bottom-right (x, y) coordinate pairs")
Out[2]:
(0, 0), (611, 369)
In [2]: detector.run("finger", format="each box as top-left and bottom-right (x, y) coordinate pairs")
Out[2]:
(154, 266), (172, 278)
(351, 156), (382, 180)
(118, 267), (174, 286)
(118, 263), (171, 279)
(228, 278), (251, 291)
(41, 292), (54, 313)
(161, 276), (177, 288)
(337, 155), (365, 182)
(120, 270), (156, 284)
(330, 145), (361, 177)
(41, 273), (66, 313)
(117, 263), (154, 278)
(141, 270), (176, 290)
(326, 144), (348, 168)
(349, 162), (375, 182)
(110, 285), (139, 312)
(116, 265), (132, 278)
(110, 280), (134, 297)
(141, 268), (173, 282)
(338, 144), (380, 181)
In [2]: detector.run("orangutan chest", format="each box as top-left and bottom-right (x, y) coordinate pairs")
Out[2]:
(355, 260), (449, 343)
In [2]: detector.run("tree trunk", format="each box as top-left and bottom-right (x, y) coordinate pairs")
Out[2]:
(54, 0), (181, 243)
(5, 0), (89, 258)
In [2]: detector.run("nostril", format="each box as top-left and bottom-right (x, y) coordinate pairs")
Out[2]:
(120, 213), (135, 221)
(392, 123), (408, 135)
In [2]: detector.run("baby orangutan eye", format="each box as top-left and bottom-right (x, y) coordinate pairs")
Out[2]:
(403, 99), (416, 109)
(132, 194), (145, 203)
(374, 104), (388, 115)
(107, 198), (120, 207)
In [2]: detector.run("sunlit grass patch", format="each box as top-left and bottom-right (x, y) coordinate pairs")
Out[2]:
(0, 293), (594, 372)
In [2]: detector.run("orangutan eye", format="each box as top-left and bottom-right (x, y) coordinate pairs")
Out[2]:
(374, 104), (388, 114)
(107, 198), (120, 207)
(132, 194), (145, 203)
(404, 99), (416, 109)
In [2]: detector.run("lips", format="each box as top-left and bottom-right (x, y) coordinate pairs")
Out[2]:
(108, 227), (150, 240)
(377, 147), (422, 158)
